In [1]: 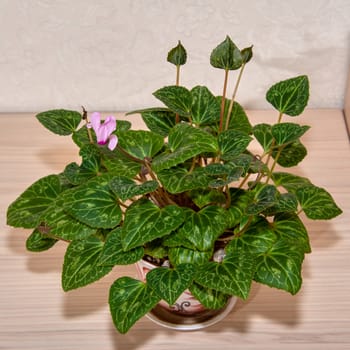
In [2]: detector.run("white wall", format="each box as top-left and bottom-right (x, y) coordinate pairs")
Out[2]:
(0, 0), (349, 112)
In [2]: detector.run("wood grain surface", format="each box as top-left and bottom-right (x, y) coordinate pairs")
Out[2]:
(1, 110), (349, 350)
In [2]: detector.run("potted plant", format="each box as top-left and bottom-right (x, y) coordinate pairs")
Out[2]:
(7, 36), (342, 334)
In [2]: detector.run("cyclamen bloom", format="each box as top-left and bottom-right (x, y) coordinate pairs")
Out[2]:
(87, 112), (118, 151)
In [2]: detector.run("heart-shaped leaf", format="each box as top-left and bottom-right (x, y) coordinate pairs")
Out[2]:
(271, 123), (310, 146)
(109, 277), (160, 334)
(273, 140), (307, 167)
(62, 237), (113, 291)
(157, 166), (211, 194)
(246, 184), (279, 215)
(266, 75), (309, 116)
(36, 109), (82, 135)
(109, 176), (158, 201)
(191, 85), (220, 125)
(178, 206), (228, 251)
(189, 282), (230, 309)
(153, 85), (192, 116)
(167, 40), (187, 66)
(271, 172), (312, 193)
(218, 129), (252, 160)
(63, 175), (122, 229)
(152, 124), (218, 172)
(7, 175), (62, 228)
(117, 130), (164, 160)
(98, 228), (144, 266)
(195, 249), (256, 299)
(253, 237), (305, 295)
(296, 185), (342, 220)
(210, 36), (243, 70)
(146, 264), (195, 305)
(252, 123), (273, 152)
(122, 199), (184, 250)
(26, 229), (57, 252)
(168, 247), (212, 266)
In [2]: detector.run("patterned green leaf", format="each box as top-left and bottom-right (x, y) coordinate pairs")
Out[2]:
(178, 206), (228, 251)
(241, 45), (253, 63)
(253, 123), (273, 152)
(117, 130), (164, 160)
(137, 108), (176, 136)
(109, 277), (160, 334)
(122, 199), (184, 250)
(254, 238), (305, 295)
(189, 188), (226, 208)
(266, 75), (309, 116)
(7, 175), (62, 228)
(146, 264), (195, 305)
(195, 249), (256, 299)
(191, 85), (220, 125)
(98, 228), (144, 266)
(218, 129), (252, 160)
(246, 184), (279, 215)
(210, 35), (243, 70)
(271, 172), (312, 193)
(157, 166), (211, 194)
(167, 40), (187, 66)
(296, 185), (342, 220)
(189, 282), (230, 309)
(271, 123), (310, 146)
(152, 124), (218, 172)
(274, 140), (307, 167)
(62, 237), (113, 291)
(273, 213), (311, 253)
(109, 176), (158, 201)
(63, 175), (122, 229)
(153, 85), (192, 116)
(40, 198), (96, 241)
(263, 192), (298, 215)
(168, 247), (212, 266)
(36, 109), (82, 136)
(26, 229), (57, 252)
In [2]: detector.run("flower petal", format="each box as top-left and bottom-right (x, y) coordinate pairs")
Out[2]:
(88, 112), (102, 133)
(103, 116), (117, 133)
(108, 134), (118, 151)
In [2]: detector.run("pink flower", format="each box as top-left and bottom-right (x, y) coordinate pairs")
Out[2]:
(87, 112), (118, 151)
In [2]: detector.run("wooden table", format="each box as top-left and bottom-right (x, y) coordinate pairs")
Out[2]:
(1, 110), (349, 349)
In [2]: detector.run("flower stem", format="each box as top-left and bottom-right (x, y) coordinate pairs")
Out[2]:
(225, 63), (245, 130)
(175, 65), (180, 124)
(219, 69), (229, 132)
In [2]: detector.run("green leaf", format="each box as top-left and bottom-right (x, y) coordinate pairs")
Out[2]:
(271, 123), (310, 146)
(191, 86), (220, 125)
(153, 85), (192, 116)
(241, 45), (253, 64)
(195, 249), (256, 299)
(252, 123), (273, 152)
(273, 140), (307, 167)
(152, 124), (218, 172)
(122, 199), (184, 250)
(117, 130), (164, 160)
(178, 206), (228, 251)
(63, 175), (122, 229)
(189, 188), (226, 208)
(109, 176), (158, 201)
(109, 277), (160, 334)
(253, 238), (305, 295)
(101, 148), (141, 178)
(26, 229), (57, 252)
(36, 109), (82, 136)
(296, 185), (342, 220)
(98, 228), (144, 266)
(138, 108), (176, 136)
(40, 198), (96, 241)
(271, 172), (312, 193)
(7, 175), (62, 228)
(246, 184), (279, 215)
(157, 166), (211, 194)
(218, 129), (252, 160)
(168, 247), (212, 266)
(273, 213), (311, 253)
(189, 282), (230, 309)
(266, 75), (309, 116)
(263, 192), (298, 215)
(146, 264), (195, 305)
(210, 36), (243, 70)
(62, 237), (112, 291)
(167, 40), (187, 66)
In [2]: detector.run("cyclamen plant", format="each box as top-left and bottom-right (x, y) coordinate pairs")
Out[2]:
(7, 36), (342, 334)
